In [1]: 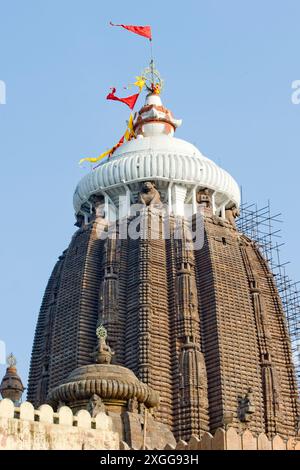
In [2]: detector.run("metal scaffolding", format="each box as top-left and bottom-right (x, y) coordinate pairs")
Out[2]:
(237, 200), (300, 390)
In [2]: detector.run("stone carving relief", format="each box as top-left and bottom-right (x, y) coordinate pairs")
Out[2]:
(87, 394), (106, 417)
(196, 188), (212, 208)
(138, 181), (162, 207)
(225, 205), (240, 229)
(90, 195), (105, 218)
(238, 388), (255, 422)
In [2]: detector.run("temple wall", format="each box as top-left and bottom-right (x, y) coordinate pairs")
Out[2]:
(27, 211), (299, 441)
(0, 399), (119, 451)
(201, 218), (265, 434)
(1, 399), (299, 451)
(158, 428), (300, 451)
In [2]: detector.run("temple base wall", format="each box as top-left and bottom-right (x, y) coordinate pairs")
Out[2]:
(0, 399), (119, 450)
(0, 398), (299, 450)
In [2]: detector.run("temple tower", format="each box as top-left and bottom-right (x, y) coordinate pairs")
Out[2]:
(27, 89), (299, 441)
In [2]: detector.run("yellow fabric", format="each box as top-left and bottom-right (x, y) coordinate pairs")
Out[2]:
(79, 147), (113, 164)
(128, 113), (134, 130)
(79, 113), (135, 165)
(124, 129), (130, 141)
(124, 113), (135, 141)
(134, 76), (146, 92)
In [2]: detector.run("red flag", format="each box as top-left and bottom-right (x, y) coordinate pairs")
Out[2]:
(106, 87), (139, 110)
(110, 136), (125, 157)
(110, 22), (152, 40)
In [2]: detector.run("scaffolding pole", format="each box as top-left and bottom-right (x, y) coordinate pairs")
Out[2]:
(237, 198), (300, 390)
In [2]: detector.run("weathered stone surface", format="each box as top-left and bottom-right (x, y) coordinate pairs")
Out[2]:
(27, 211), (299, 442)
(286, 437), (300, 450)
(187, 435), (200, 450)
(176, 439), (188, 450)
(20, 402), (34, 421)
(272, 435), (286, 450)
(226, 427), (242, 450)
(0, 398), (14, 418)
(0, 400), (119, 450)
(76, 410), (91, 429)
(199, 432), (213, 450)
(212, 428), (226, 450)
(257, 432), (272, 450)
(95, 412), (111, 431)
(58, 406), (73, 426)
(39, 404), (53, 424)
(241, 430), (257, 450)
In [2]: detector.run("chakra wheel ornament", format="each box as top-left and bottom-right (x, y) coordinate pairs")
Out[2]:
(141, 61), (164, 94)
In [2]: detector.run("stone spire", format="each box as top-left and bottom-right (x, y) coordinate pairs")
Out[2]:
(0, 354), (25, 405)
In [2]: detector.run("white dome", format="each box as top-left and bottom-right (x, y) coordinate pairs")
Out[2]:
(73, 134), (240, 214)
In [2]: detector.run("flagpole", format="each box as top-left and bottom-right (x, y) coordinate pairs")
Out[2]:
(150, 38), (154, 88)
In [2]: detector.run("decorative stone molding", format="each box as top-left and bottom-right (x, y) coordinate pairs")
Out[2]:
(47, 364), (159, 411)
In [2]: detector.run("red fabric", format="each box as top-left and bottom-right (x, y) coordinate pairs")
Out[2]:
(109, 136), (125, 159)
(106, 87), (139, 110)
(110, 22), (152, 40)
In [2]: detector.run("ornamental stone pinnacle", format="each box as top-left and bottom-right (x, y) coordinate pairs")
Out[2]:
(7, 353), (17, 368)
(93, 325), (114, 364)
(0, 354), (25, 405)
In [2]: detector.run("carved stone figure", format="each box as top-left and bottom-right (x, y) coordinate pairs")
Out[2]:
(196, 188), (212, 208)
(238, 387), (255, 422)
(74, 214), (84, 228)
(225, 205), (240, 229)
(87, 394), (106, 417)
(128, 397), (139, 414)
(90, 195), (105, 218)
(138, 181), (161, 207)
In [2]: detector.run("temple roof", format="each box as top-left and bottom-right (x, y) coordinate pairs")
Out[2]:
(73, 94), (240, 215)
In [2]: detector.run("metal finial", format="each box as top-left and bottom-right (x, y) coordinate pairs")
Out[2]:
(7, 353), (17, 368)
(141, 62), (164, 94)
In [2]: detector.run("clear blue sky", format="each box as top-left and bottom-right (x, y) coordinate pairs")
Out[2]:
(1, 0), (300, 388)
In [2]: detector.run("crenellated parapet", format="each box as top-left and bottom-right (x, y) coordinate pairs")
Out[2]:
(0, 398), (118, 450)
(121, 428), (300, 451)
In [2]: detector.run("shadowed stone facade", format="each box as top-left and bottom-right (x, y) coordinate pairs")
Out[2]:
(26, 91), (299, 446)
(27, 209), (299, 441)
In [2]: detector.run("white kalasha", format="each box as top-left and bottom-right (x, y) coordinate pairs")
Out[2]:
(74, 96), (240, 217)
